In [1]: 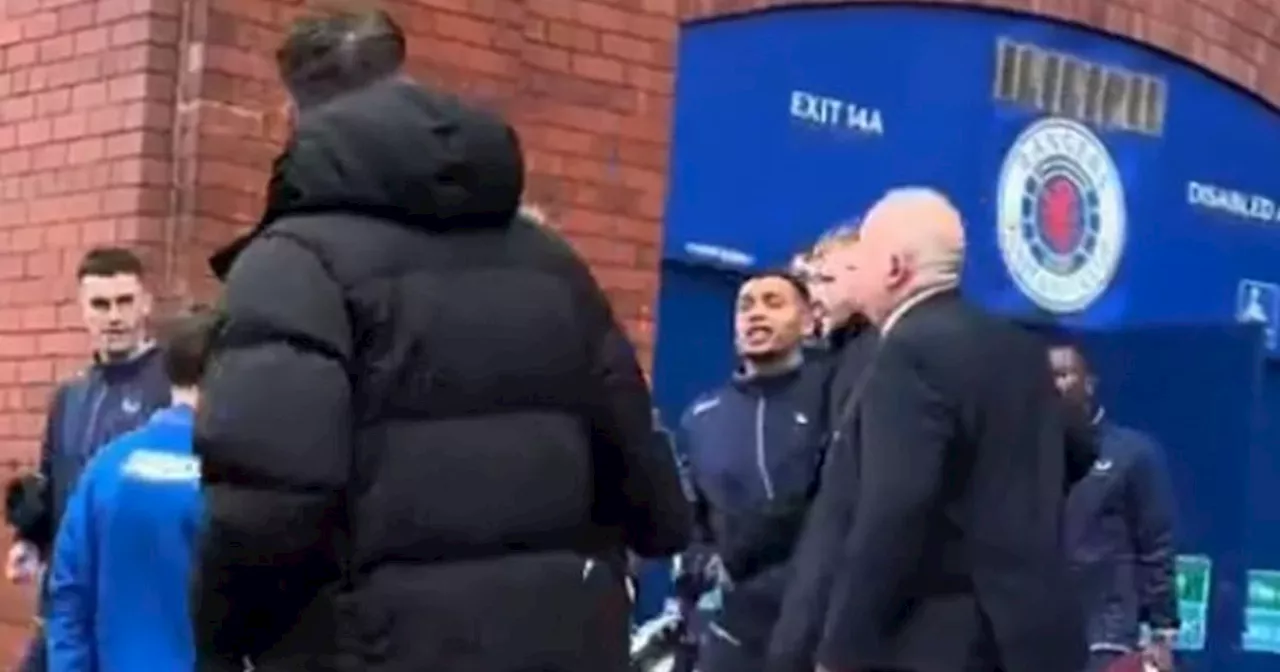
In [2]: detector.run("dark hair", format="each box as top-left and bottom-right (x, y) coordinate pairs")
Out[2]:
(77, 247), (144, 280)
(277, 2), (406, 108)
(741, 270), (812, 305)
(160, 305), (221, 387)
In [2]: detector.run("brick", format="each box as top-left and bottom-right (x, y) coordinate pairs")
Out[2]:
(37, 34), (76, 62)
(600, 32), (666, 65)
(546, 20), (601, 50)
(72, 27), (109, 56)
(57, 4), (96, 32)
(22, 12), (59, 41)
(8, 39), (39, 68)
(70, 81), (107, 108)
(571, 52), (626, 82)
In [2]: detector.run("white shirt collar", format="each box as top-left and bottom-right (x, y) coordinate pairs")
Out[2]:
(879, 284), (955, 336)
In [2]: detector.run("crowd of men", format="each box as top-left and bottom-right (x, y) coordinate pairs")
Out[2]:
(0, 5), (1180, 672)
(647, 193), (1182, 672)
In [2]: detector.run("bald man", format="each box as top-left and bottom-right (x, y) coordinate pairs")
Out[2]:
(805, 189), (1089, 672)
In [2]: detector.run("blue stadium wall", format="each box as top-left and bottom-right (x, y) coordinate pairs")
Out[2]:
(649, 4), (1280, 668)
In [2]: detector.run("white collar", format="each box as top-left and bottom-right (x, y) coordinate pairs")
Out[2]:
(879, 284), (955, 336)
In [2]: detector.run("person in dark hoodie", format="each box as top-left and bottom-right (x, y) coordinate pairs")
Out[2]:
(676, 271), (830, 672)
(1050, 343), (1179, 672)
(192, 8), (691, 672)
(6, 247), (171, 672)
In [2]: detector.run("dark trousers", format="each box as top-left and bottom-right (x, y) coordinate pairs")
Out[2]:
(19, 632), (46, 672)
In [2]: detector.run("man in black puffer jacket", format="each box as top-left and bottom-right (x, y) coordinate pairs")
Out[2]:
(192, 9), (692, 672)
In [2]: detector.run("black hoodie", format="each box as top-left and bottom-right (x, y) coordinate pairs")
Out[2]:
(193, 77), (691, 672)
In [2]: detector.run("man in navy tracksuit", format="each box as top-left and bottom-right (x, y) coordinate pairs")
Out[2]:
(46, 307), (217, 672)
(677, 271), (829, 672)
(4, 248), (171, 672)
(1050, 344), (1179, 672)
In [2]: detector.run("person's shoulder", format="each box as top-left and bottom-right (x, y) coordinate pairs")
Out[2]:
(45, 363), (102, 415)
(56, 364), (94, 392)
(1104, 423), (1164, 459)
(681, 388), (730, 427)
(507, 213), (591, 272)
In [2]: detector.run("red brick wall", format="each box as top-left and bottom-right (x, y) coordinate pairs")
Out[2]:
(0, 0), (1276, 663)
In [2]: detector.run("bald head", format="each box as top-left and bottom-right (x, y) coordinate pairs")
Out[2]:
(853, 187), (965, 324)
(861, 187), (965, 275)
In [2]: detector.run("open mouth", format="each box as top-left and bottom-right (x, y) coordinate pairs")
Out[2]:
(745, 326), (773, 342)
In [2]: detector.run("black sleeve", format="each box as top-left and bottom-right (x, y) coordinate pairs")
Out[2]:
(591, 302), (691, 557)
(1126, 441), (1179, 630)
(767, 437), (856, 672)
(192, 232), (354, 665)
(9, 385), (66, 553)
(818, 342), (951, 670)
(552, 235), (691, 558)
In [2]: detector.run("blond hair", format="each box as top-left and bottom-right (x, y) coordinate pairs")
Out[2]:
(810, 220), (860, 258)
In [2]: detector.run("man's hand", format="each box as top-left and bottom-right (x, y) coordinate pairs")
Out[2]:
(1143, 629), (1177, 671)
(5, 540), (40, 584)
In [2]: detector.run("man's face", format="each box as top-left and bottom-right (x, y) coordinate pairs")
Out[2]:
(843, 231), (913, 323)
(1048, 346), (1092, 408)
(810, 245), (862, 332)
(78, 273), (151, 360)
(734, 276), (811, 359)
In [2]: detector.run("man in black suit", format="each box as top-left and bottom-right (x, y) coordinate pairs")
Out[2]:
(812, 187), (1090, 672)
(769, 226), (878, 672)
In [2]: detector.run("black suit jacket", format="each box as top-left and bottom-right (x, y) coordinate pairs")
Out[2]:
(767, 326), (877, 672)
(815, 291), (1088, 672)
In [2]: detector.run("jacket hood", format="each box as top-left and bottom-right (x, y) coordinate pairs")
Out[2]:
(210, 77), (524, 278)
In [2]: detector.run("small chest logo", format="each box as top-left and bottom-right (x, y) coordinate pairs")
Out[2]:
(996, 118), (1127, 314)
(121, 397), (141, 415)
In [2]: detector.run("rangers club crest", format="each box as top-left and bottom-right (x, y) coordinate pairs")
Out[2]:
(996, 117), (1126, 314)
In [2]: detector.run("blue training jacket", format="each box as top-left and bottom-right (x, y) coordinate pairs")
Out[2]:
(46, 404), (203, 672)
(1064, 410), (1179, 652)
(26, 346), (170, 554)
(676, 357), (830, 650)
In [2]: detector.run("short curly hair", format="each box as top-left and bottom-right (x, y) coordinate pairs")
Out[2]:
(276, 2), (406, 108)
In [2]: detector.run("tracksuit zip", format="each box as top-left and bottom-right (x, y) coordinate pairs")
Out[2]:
(78, 383), (108, 463)
(754, 396), (775, 500)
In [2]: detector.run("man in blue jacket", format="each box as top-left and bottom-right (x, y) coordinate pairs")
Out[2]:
(45, 306), (219, 672)
(5, 247), (171, 672)
(1050, 343), (1180, 672)
(677, 271), (830, 672)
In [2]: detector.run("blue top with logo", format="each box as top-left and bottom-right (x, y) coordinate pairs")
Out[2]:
(36, 345), (171, 553)
(664, 4), (1280, 335)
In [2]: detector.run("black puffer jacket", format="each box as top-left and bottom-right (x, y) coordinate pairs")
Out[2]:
(193, 77), (692, 672)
